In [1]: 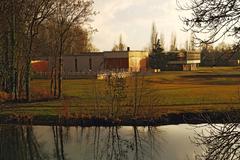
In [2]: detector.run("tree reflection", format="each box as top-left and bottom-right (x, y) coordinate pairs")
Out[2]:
(52, 125), (69, 160)
(89, 126), (163, 160)
(0, 125), (164, 160)
(194, 121), (240, 159)
(0, 125), (49, 160)
(131, 126), (163, 160)
(92, 126), (134, 160)
(146, 127), (163, 160)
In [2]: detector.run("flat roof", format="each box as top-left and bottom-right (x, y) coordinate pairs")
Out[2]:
(104, 50), (148, 53)
(61, 52), (104, 56)
(168, 60), (201, 65)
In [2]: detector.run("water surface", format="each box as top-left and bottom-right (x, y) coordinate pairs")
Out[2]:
(0, 124), (232, 160)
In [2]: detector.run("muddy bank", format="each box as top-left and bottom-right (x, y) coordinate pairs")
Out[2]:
(0, 110), (239, 126)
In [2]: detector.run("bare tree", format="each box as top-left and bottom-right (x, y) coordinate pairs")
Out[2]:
(185, 39), (189, 51)
(170, 32), (177, 51)
(177, 0), (240, 45)
(0, 0), (54, 101)
(150, 22), (158, 54)
(112, 34), (127, 51)
(193, 113), (240, 160)
(0, 0), (23, 99)
(0, 0), (95, 102)
(23, 0), (55, 101)
(53, 0), (96, 98)
(160, 33), (165, 51)
(189, 32), (195, 51)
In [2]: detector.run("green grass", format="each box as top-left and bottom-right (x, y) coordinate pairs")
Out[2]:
(2, 66), (240, 118)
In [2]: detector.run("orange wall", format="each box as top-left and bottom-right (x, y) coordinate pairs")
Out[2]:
(31, 61), (48, 72)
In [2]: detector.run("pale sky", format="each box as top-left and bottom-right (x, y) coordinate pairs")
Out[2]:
(92, 0), (190, 51)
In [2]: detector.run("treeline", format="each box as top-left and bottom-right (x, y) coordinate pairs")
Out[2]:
(149, 22), (196, 53)
(0, 0), (96, 102)
(201, 42), (240, 66)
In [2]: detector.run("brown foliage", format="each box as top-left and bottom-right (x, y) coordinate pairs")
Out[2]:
(0, 92), (11, 102)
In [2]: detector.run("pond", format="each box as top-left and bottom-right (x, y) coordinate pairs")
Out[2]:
(0, 123), (238, 160)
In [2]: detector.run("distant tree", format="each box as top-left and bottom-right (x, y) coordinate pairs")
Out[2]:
(33, 24), (97, 56)
(65, 26), (98, 54)
(150, 22), (158, 53)
(118, 34), (126, 51)
(185, 39), (189, 51)
(184, 32), (195, 51)
(160, 33), (165, 50)
(170, 32), (177, 51)
(215, 42), (232, 52)
(200, 42), (235, 66)
(189, 32), (195, 51)
(112, 34), (127, 51)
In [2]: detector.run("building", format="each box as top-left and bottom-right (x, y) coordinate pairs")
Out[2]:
(104, 51), (148, 72)
(48, 52), (104, 73)
(166, 51), (200, 71)
(150, 51), (201, 71)
(47, 50), (149, 74)
(31, 60), (49, 72)
(32, 50), (200, 79)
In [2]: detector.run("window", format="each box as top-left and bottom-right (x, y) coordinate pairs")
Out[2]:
(89, 58), (92, 70)
(75, 58), (78, 72)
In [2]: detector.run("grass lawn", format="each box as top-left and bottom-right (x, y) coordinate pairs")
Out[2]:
(1, 66), (240, 118)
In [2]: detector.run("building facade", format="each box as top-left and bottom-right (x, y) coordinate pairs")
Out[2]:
(32, 50), (201, 78)
(48, 50), (149, 74)
(166, 51), (200, 71)
(150, 51), (201, 71)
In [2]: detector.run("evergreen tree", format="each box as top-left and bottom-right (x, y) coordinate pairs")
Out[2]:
(149, 39), (166, 70)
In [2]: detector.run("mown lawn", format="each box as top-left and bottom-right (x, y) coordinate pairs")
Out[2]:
(32, 66), (240, 105)
(2, 66), (240, 117)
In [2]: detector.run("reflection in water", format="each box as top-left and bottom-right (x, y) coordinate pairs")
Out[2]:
(81, 126), (163, 160)
(0, 125), (48, 160)
(52, 126), (67, 160)
(0, 125), (164, 160)
(3, 123), (240, 160)
(194, 123), (240, 160)
(94, 127), (133, 160)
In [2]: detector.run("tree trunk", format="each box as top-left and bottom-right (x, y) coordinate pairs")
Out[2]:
(54, 67), (57, 97)
(58, 38), (63, 98)
(25, 58), (31, 101)
(25, 33), (33, 102)
(11, 1), (17, 100)
(50, 66), (54, 95)
(58, 55), (62, 98)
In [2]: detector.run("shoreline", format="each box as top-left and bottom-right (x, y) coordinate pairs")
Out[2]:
(0, 110), (239, 126)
